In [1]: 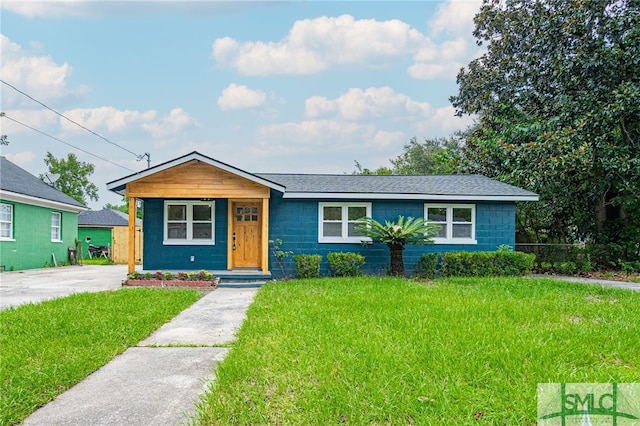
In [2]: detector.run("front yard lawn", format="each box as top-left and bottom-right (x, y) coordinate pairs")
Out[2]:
(0, 288), (200, 426)
(194, 276), (640, 424)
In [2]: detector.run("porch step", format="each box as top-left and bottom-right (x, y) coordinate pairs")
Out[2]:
(216, 271), (272, 288)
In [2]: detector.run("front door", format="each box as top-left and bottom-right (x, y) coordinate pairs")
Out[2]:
(231, 201), (262, 268)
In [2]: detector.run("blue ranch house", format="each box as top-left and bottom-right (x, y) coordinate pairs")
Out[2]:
(106, 151), (538, 279)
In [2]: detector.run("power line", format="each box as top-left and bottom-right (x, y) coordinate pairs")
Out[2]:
(0, 79), (147, 162)
(1, 113), (136, 172)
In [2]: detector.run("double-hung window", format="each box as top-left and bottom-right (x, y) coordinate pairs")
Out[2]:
(319, 202), (371, 243)
(0, 203), (13, 240)
(425, 204), (476, 244)
(51, 212), (62, 242)
(164, 201), (215, 245)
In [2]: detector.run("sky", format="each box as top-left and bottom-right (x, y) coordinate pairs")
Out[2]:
(1, 0), (481, 209)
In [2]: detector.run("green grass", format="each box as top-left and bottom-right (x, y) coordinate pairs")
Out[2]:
(79, 258), (114, 265)
(194, 277), (640, 425)
(0, 288), (200, 425)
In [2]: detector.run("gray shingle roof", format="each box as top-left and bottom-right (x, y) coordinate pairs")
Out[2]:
(255, 173), (538, 199)
(78, 209), (141, 226)
(0, 156), (86, 208)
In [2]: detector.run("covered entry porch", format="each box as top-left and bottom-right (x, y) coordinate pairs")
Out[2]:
(105, 152), (285, 276)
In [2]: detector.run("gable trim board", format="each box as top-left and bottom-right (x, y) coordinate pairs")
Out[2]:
(107, 151), (538, 276)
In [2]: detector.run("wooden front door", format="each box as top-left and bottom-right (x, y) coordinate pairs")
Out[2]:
(231, 201), (262, 268)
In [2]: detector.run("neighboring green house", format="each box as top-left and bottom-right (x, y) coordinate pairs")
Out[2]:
(0, 156), (86, 271)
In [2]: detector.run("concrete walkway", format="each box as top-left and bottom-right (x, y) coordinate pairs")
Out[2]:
(528, 274), (640, 292)
(23, 287), (259, 426)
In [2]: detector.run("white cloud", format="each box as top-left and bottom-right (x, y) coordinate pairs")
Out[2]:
(142, 108), (200, 138)
(212, 14), (425, 76)
(413, 105), (476, 136)
(217, 84), (267, 111)
(305, 87), (433, 121)
(1, 1), (270, 18)
(258, 119), (375, 147)
(4, 151), (37, 167)
(0, 109), (58, 135)
(60, 107), (157, 133)
(429, 0), (482, 37)
(0, 34), (77, 106)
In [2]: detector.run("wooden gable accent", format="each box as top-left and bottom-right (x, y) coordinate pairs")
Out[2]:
(125, 160), (270, 199)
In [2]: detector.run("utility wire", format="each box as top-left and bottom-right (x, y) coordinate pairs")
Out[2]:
(1, 113), (136, 172)
(0, 79), (145, 161)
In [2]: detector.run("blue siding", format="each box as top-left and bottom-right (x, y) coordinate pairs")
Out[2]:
(142, 194), (516, 277)
(268, 191), (516, 278)
(142, 199), (228, 271)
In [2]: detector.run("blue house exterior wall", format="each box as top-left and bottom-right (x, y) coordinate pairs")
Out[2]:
(141, 194), (516, 277)
(142, 199), (229, 271)
(267, 190), (516, 278)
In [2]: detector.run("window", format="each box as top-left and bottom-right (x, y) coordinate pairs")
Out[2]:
(425, 204), (476, 244)
(319, 202), (371, 243)
(0, 203), (13, 240)
(51, 212), (62, 242)
(164, 201), (215, 245)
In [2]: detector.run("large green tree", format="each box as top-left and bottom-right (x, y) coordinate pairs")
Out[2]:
(40, 152), (99, 205)
(451, 0), (640, 262)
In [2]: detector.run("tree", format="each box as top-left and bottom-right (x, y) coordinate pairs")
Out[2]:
(391, 135), (464, 175)
(104, 196), (143, 219)
(356, 216), (439, 277)
(450, 0), (640, 263)
(40, 152), (99, 205)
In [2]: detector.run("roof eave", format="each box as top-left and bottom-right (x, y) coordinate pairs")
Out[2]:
(281, 192), (539, 202)
(106, 151), (286, 194)
(0, 190), (88, 213)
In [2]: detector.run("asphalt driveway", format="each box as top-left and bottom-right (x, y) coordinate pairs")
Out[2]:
(0, 264), (129, 309)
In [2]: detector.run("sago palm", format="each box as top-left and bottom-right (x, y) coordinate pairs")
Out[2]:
(356, 216), (439, 277)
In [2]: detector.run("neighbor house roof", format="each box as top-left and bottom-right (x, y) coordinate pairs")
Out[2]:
(107, 151), (538, 202)
(0, 156), (87, 212)
(78, 208), (141, 227)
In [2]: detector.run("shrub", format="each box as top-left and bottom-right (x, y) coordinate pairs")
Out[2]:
(294, 254), (322, 279)
(327, 252), (365, 277)
(413, 253), (439, 279)
(164, 271), (174, 280)
(440, 251), (535, 277)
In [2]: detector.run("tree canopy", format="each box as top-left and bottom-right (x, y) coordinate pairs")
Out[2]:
(40, 152), (99, 205)
(450, 0), (640, 263)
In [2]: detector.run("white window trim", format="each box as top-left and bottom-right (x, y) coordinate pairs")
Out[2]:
(0, 203), (14, 241)
(163, 200), (215, 245)
(318, 202), (372, 243)
(425, 204), (477, 245)
(51, 212), (62, 242)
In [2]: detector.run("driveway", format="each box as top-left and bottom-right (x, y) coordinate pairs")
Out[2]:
(0, 264), (128, 309)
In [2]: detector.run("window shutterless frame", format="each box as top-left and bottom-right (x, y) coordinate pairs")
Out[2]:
(0, 203), (14, 240)
(424, 204), (476, 244)
(318, 202), (372, 243)
(51, 212), (62, 242)
(163, 200), (215, 245)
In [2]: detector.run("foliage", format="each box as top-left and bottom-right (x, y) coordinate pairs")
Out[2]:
(40, 152), (99, 205)
(390, 135), (463, 175)
(103, 196), (143, 219)
(450, 0), (640, 262)
(327, 252), (365, 277)
(293, 254), (322, 279)
(356, 216), (439, 277)
(195, 277), (640, 424)
(353, 134), (463, 176)
(439, 251), (535, 277)
(0, 288), (199, 425)
(413, 252), (439, 279)
(270, 239), (293, 276)
(127, 270), (216, 281)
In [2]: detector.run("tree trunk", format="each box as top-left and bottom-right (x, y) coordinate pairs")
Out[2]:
(388, 243), (406, 277)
